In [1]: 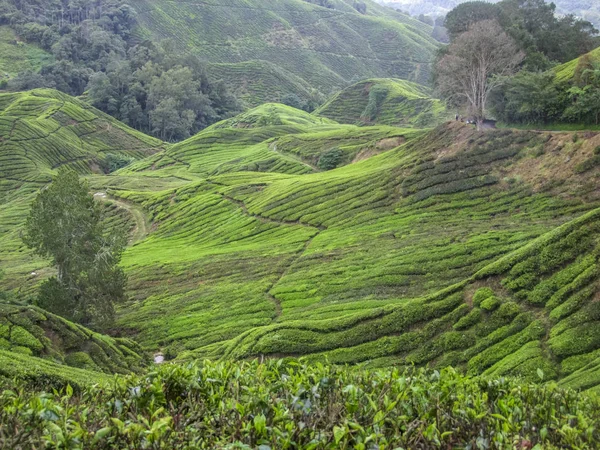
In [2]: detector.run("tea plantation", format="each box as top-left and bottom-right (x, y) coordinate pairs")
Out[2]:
(127, 0), (439, 105)
(2, 360), (600, 448)
(315, 78), (448, 127)
(2, 87), (600, 446)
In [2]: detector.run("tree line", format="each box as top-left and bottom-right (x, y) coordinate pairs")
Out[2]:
(0, 0), (242, 141)
(435, 0), (600, 127)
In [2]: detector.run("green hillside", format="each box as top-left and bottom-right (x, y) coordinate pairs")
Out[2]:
(3, 90), (600, 393)
(555, 46), (600, 83)
(0, 26), (52, 82)
(315, 78), (448, 126)
(0, 302), (145, 388)
(128, 0), (439, 106)
(0, 89), (164, 187)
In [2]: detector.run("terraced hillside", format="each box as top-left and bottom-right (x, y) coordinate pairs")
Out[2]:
(3, 91), (600, 390)
(0, 302), (146, 387)
(0, 89), (164, 187)
(315, 78), (448, 126)
(555, 46), (600, 83)
(0, 88), (170, 302)
(128, 0), (439, 105)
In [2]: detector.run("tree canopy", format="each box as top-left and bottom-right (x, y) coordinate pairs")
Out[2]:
(22, 169), (127, 329)
(436, 20), (524, 127)
(444, 0), (599, 69)
(2, 0), (241, 141)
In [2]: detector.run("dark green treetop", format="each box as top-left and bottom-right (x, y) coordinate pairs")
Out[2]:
(22, 169), (127, 329)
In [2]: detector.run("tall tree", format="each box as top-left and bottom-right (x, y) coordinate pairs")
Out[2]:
(444, 1), (503, 39)
(436, 20), (525, 129)
(22, 169), (127, 329)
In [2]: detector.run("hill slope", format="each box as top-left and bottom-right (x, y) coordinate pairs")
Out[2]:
(555, 46), (600, 83)
(0, 89), (164, 188)
(315, 78), (448, 126)
(107, 122), (600, 391)
(0, 26), (52, 82)
(128, 0), (439, 106)
(3, 91), (600, 390)
(0, 302), (146, 387)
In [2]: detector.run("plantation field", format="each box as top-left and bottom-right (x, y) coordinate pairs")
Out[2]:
(0, 302), (145, 386)
(2, 89), (600, 391)
(0, 26), (52, 81)
(315, 78), (449, 127)
(128, 0), (439, 105)
(3, 360), (600, 448)
(554, 46), (600, 83)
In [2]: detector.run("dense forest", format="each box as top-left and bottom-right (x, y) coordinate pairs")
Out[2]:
(0, 0), (241, 140)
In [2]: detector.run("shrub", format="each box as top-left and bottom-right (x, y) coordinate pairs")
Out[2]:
(472, 287), (494, 307)
(101, 153), (134, 174)
(480, 296), (501, 311)
(1, 360), (599, 449)
(65, 352), (99, 371)
(453, 308), (482, 330)
(9, 326), (43, 352)
(318, 148), (344, 170)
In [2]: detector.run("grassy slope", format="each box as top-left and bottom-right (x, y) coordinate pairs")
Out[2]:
(3, 92), (600, 390)
(0, 89), (164, 185)
(315, 78), (448, 126)
(0, 88), (169, 301)
(0, 26), (52, 81)
(110, 115), (600, 389)
(0, 302), (145, 379)
(128, 0), (438, 105)
(554, 46), (600, 83)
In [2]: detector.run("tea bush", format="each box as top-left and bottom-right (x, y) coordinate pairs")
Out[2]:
(1, 359), (599, 449)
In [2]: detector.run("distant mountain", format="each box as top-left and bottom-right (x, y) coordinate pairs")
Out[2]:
(127, 0), (439, 106)
(376, 0), (600, 28)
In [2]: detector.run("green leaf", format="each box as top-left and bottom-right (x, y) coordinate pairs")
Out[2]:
(333, 425), (346, 444)
(92, 427), (112, 444)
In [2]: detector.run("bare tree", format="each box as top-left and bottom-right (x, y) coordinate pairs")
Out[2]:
(436, 20), (525, 130)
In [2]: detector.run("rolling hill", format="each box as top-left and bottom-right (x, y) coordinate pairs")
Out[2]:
(2, 89), (600, 393)
(555, 45), (600, 83)
(127, 0), (439, 106)
(0, 26), (52, 82)
(0, 302), (145, 386)
(314, 78), (448, 126)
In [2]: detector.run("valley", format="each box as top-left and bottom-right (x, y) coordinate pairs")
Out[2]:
(1, 0), (600, 447)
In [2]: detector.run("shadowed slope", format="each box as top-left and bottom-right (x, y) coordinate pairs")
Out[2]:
(128, 0), (438, 105)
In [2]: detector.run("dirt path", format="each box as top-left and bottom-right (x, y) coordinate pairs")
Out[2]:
(94, 193), (150, 244)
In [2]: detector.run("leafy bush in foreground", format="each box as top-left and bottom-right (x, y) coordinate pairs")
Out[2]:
(1, 359), (599, 449)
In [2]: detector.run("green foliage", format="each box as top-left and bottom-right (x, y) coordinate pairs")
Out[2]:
(480, 296), (501, 311)
(2, 360), (600, 449)
(317, 148), (344, 170)
(126, 0), (438, 104)
(101, 153), (134, 174)
(0, 303), (144, 375)
(445, 0), (599, 66)
(445, 1), (503, 39)
(316, 78), (447, 127)
(9, 326), (43, 351)
(472, 287), (494, 307)
(3, 0), (241, 141)
(361, 84), (388, 121)
(23, 170), (127, 329)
